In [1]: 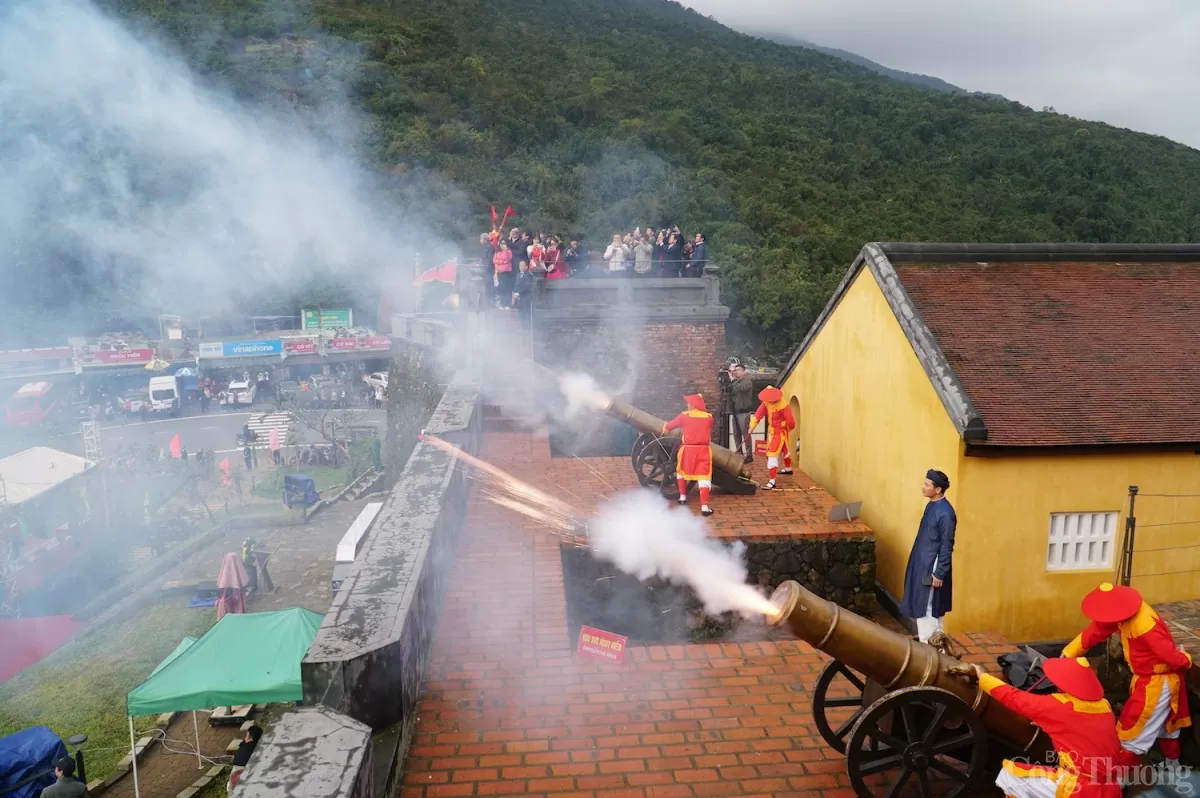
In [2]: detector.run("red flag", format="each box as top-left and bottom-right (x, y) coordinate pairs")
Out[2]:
(499, 205), (515, 231)
(169, 433), (181, 459)
(414, 259), (457, 286)
(489, 205), (498, 230)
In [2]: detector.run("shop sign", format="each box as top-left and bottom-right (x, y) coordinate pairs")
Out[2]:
(223, 339), (283, 357)
(301, 308), (353, 330)
(284, 339), (318, 355)
(357, 336), (391, 351)
(329, 338), (358, 351)
(93, 348), (155, 365)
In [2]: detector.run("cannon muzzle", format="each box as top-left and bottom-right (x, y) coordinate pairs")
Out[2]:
(766, 580), (1050, 754)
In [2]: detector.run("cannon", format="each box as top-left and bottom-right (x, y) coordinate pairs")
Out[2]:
(765, 580), (1054, 798)
(604, 396), (756, 498)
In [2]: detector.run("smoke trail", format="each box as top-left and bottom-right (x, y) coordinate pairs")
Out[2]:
(587, 490), (776, 617)
(558, 372), (613, 419)
(0, 0), (455, 339)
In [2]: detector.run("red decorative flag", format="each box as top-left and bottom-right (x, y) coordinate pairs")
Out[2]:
(414, 259), (457, 286)
(499, 205), (515, 231)
(169, 433), (182, 459)
(489, 204), (498, 230)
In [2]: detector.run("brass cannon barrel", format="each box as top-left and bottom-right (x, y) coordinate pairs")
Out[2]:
(604, 395), (750, 479)
(767, 580), (1052, 756)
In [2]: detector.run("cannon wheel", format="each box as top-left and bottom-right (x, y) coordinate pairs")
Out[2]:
(631, 434), (682, 497)
(813, 659), (869, 754)
(845, 686), (985, 798)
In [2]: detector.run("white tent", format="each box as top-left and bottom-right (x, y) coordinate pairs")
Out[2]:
(0, 447), (92, 507)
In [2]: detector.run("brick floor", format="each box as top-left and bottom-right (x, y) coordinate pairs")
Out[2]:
(401, 431), (1011, 798)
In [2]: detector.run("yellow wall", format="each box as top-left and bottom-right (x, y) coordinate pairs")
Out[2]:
(780, 267), (964, 615)
(959, 452), (1200, 640)
(783, 264), (1200, 642)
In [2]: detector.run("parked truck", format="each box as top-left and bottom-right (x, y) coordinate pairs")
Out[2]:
(148, 375), (181, 416)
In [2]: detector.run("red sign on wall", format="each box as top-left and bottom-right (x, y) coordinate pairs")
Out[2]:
(95, 348), (154, 364)
(576, 625), (628, 664)
(358, 336), (391, 351)
(284, 339), (317, 355)
(329, 338), (358, 351)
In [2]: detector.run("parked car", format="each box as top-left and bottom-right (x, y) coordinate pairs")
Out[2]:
(222, 380), (257, 407)
(364, 372), (388, 390)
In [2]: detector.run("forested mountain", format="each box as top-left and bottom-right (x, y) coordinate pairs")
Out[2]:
(753, 32), (969, 95)
(44, 0), (1200, 350)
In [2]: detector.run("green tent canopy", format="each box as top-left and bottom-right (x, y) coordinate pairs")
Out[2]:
(127, 608), (323, 716)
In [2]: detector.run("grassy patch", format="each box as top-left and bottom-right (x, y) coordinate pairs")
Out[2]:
(249, 466), (349, 501)
(0, 601), (217, 783)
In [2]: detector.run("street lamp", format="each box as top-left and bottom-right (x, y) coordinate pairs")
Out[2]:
(66, 733), (88, 785)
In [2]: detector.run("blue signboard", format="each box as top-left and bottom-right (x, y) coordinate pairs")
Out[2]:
(222, 339), (282, 358)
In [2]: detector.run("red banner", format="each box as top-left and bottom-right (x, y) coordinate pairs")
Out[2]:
(94, 348), (154, 364)
(284, 340), (317, 355)
(0, 348), (72, 364)
(358, 336), (390, 351)
(329, 338), (358, 351)
(576, 625), (628, 664)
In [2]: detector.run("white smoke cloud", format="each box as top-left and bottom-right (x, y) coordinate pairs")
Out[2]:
(0, 0), (448, 333)
(587, 490), (775, 617)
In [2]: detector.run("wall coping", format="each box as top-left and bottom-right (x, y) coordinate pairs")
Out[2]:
(302, 373), (477, 664)
(235, 707), (372, 798)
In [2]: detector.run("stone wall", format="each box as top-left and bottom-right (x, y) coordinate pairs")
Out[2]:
(744, 537), (877, 615)
(236, 707), (373, 798)
(301, 371), (480, 733)
(533, 275), (729, 419)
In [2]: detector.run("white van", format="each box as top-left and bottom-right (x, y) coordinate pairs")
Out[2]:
(148, 375), (180, 415)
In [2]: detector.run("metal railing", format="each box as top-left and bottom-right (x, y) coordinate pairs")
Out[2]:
(1118, 484), (1200, 587)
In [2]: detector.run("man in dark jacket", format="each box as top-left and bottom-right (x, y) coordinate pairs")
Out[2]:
(899, 469), (956, 642)
(727, 362), (756, 463)
(687, 233), (708, 276)
(512, 260), (535, 331)
(42, 757), (86, 798)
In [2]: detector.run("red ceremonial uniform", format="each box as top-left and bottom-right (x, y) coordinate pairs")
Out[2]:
(750, 388), (794, 458)
(1063, 600), (1192, 752)
(663, 398), (713, 481)
(980, 667), (1123, 798)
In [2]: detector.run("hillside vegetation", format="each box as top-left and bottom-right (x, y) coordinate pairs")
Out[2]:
(90, 0), (1200, 350)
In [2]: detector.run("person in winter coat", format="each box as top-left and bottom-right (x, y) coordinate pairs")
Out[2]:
(899, 469), (956, 642)
(687, 233), (708, 276)
(492, 241), (514, 308)
(603, 234), (628, 276)
(660, 232), (684, 277)
(512, 260), (535, 329)
(633, 234), (655, 277)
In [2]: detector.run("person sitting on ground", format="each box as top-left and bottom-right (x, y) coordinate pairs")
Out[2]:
(42, 756), (85, 798)
(227, 724), (264, 791)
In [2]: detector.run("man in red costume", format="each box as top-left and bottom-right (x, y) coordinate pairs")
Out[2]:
(1062, 582), (1192, 769)
(663, 394), (715, 517)
(973, 657), (1123, 797)
(748, 386), (795, 489)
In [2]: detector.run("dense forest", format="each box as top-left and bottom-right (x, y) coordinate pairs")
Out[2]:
(33, 0), (1200, 350)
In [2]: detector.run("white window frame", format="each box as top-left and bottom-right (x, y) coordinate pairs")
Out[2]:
(1046, 511), (1118, 572)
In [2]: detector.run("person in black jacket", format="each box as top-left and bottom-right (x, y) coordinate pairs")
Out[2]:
(512, 260), (535, 330)
(687, 233), (708, 277)
(661, 231), (683, 277)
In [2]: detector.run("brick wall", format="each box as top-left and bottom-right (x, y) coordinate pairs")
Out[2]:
(537, 320), (725, 419)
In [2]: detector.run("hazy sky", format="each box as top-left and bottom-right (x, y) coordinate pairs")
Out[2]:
(684, 0), (1200, 150)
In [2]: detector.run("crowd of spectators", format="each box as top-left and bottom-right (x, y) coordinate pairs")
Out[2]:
(479, 224), (709, 311)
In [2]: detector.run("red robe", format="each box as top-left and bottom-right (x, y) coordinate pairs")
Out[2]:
(663, 409), (713, 481)
(980, 673), (1123, 797)
(544, 248), (568, 280)
(1063, 602), (1193, 741)
(751, 399), (794, 457)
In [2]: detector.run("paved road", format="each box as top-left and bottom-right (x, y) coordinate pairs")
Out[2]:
(38, 406), (386, 458)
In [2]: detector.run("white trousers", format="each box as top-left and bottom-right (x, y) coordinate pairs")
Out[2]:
(1122, 677), (1179, 755)
(995, 767), (1061, 798)
(915, 556), (944, 643)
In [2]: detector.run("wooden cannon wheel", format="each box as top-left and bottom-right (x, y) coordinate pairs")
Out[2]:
(630, 433), (689, 498)
(812, 659), (869, 754)
(844, 686), (986, 798)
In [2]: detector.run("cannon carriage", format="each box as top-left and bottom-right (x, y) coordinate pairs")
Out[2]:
(605, 397), (757, 498)
(766, 580), (1055, 798)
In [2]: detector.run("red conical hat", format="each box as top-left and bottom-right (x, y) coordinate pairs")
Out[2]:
(1041, 657), (1105, 702)
(684, 394), (706, 412)
(758, 385), (782, 403)
(1080, 582), (1142, 624)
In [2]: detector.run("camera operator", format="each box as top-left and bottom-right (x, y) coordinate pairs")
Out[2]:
(728, 362), (756, 463)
